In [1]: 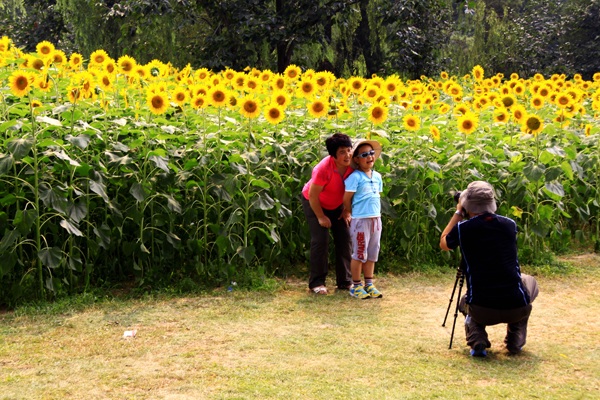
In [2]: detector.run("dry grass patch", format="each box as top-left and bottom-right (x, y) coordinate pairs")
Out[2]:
(1, 254), (599, 399)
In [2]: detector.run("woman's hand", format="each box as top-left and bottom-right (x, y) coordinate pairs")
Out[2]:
(340, 208), (352, 226)
(318, 215), (332, 228)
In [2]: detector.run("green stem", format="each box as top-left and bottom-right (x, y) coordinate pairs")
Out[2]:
(533, 133), (541, 257)
(30, 100), (44, 298)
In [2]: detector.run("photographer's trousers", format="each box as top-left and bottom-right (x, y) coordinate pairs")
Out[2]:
(460, 274), (539, 353)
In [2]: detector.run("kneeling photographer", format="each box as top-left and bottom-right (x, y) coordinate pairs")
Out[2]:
(440, 181), (539, 357)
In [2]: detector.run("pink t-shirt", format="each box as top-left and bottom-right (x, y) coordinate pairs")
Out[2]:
(302, 156), (353, 210)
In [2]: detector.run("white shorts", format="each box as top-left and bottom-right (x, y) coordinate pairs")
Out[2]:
(350, 217), (382, 263)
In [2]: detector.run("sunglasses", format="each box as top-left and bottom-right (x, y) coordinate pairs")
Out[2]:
(357, 150), (376, 158)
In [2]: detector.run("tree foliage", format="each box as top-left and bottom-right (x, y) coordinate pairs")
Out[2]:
(1, 0), (599, 78)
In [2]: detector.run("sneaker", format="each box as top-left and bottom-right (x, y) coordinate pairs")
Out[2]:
(470, 343), (487, 357)
(365, 284), (383, 298)
(349, 284), (370, 299)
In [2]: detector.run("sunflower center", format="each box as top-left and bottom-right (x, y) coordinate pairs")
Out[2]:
(16, 77), (29, 90)
(244, 101), (257, 112)
(152, 97), (164, 108)
(526, 117), (541, 130)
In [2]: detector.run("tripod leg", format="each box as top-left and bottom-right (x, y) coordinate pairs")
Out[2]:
(449, 273), (465, 349)
(442, 268), (462, 327)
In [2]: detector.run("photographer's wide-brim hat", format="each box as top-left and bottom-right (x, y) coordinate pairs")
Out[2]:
(459, 180), (497, 214)
(351, 139), (382, 169)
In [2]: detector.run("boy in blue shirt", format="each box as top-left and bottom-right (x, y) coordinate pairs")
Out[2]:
(343, 139), (384, 299)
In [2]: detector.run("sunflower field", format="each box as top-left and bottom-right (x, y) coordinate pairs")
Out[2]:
(0, 36), (599, 305)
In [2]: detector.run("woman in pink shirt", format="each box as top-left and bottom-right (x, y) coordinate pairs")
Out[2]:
(301, 133), (353, 295)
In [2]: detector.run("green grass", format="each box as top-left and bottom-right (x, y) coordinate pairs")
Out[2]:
(1, 254), (599, 399)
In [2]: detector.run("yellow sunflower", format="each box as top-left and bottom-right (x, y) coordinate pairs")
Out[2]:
(147, 91), (169, 115)
(512, 82), (526, 96)
(239, 95), (261, 119)
(457, 112), (479, 135)
(69, 53), (83, 70)
(363, 85), (381, 102)
(554, 92), (573, 109)
(117, 55), (137, 75)
(440, 71), (449, 80)
(438, 103), (451, 114)
(538, 85), (552, 98)
(264, 104), (285, 125)
(245, 76), (260, 92)
(51, 50), (66, 65)
(30, 99), (43, 110)
(271, 74), (287, 91)
(453, 103), (470, 116)
(367, 104), (388, 125)
(512, 104), (527, 123)
(347, 76), (365, 94)
(31, 57), (46, 71)
(521, 114), (544, 135)
(9, 71), (33, 97)
(272, 91), (291, 108)
(260, 69), (273, 83)
(447, 83), (463, 98)
(283, 64), (301, 81)
(553, 112), (571, 127)
(223, 68), (237, 82)
(383, 76), (402, 97)
(307, 99), (328, 118)
(36, 40), (55, 57)
(314, 71), (333, 91)
(500, 94), (517, 109)
(530, 95), (544, 110)
(403, 114), (421, 131)
(190, 94), (208, 110)
(98, 72), (114, 90)
(195, 67), (211, 81)
(584, 124), (592, 136)
(472, 65), (484, 81)
(493, 108), (509, 124)
(430, 125), (441, 141)
(0, 36), (12, 52)
(89, 49), (109, 67)
(171, 87), (188, 107)
(297, 78), (316, 99)
(67, 86), (82, 104)
(233, 73), (247, 91)
(208, 85), (229, 107)
(35, 75), (53, 92)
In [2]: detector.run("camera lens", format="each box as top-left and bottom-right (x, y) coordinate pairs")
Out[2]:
(453, 191), (461, 203)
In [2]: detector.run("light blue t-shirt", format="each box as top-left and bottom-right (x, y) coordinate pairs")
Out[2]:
(345, 170), (382, 218)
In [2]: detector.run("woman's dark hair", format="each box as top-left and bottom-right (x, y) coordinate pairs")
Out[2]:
(325, 133), (352, 156)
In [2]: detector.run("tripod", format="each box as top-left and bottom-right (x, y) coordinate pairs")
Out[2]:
(442, 267), (465, 349)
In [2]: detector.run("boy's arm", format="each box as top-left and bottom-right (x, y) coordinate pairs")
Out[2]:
(342, 191), (354, 225)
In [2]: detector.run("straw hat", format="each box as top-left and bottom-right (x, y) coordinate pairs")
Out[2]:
(351, 139), (382, 169)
